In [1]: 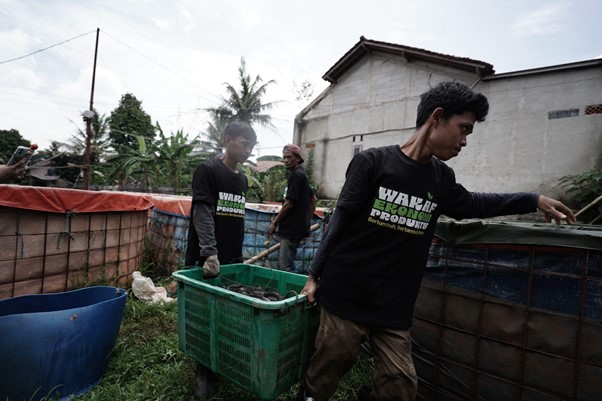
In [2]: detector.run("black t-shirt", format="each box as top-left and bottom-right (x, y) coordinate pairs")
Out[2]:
(278, 166), (313, 240)
(185, 157), (248, 266)
(317, 145), (538, 329)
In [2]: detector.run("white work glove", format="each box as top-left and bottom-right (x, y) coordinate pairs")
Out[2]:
(202, 254), (220, 278)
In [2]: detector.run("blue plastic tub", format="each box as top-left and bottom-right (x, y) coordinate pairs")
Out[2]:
(0, 286), (127, 400)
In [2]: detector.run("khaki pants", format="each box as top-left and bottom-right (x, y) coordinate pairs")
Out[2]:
(305, 308), (417, 401)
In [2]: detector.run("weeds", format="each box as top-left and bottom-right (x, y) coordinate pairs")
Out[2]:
(69, 264), (119, 290)
(68, 295), (372, 401)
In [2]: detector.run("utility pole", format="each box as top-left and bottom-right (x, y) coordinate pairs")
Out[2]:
(83, 28), (100, 190)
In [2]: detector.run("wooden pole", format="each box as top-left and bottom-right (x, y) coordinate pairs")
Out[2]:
(574, 193), (602, 224)
(83, 28), (99, 190)
(244, 223), (321, 264)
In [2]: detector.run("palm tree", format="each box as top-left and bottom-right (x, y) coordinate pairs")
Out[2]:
(52, 111), (113, 185)
(206, 57), (277, 129)
(202, 108), (231, 148)
(63, 111), (111, 165)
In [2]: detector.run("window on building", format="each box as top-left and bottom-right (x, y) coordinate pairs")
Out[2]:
(585, 104), (602, 115)
(548, 109), (579, 119)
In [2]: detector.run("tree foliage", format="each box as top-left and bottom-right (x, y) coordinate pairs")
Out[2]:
(155, 127), (203, 193)
(241, 164), (286, 203)
(206, 57), (277, 129)
(36, 142), (83, 185)
(559, 168), (602, 224)
(106, 136), (158, 191)
(0, 129), (30, 163)
(105, 126), (202, 193)
(202, 108), (231, 148)
(26, 111), (114, 187)
(109, 93), (155, 149)
(63, 111), (112, 164)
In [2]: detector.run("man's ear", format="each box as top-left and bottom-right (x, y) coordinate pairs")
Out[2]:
(432, 107), (444, 127)
(223, 135), (232, 145)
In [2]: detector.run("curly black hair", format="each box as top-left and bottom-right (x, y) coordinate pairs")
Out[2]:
(415, 81), (489, 128)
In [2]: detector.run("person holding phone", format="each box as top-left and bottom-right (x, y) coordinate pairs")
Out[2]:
(0, 155), (30, 183)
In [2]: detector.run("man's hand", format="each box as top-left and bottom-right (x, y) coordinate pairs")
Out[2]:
(301, 274), (318, 304)
(268, 222), (277, 239)
(202, 254), (220, 278)
(537, 195), (576, 225)
(0, 159), (28, 183)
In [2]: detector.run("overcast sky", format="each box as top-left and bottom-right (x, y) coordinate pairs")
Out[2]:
(1, 0), (600, 159)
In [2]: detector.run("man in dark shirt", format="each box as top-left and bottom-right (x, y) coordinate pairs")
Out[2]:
(184, 120), (256, 399)
(269, 144), (317, 272)
(185, 121), (256, 276)
(297, 82), (576, 401)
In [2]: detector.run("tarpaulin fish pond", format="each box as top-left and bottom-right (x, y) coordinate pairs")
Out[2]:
(414, 220), (602, 401)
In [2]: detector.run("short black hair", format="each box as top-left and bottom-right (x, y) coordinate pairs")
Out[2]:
(415, 81), (489, 128)
(223, 121), (257, 142)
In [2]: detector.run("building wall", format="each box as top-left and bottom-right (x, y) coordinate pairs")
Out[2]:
(295, 52), (602, 199)
(453, 70), (602, 196)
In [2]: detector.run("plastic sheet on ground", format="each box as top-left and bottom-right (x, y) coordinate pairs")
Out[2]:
(131, 271), (174, 303)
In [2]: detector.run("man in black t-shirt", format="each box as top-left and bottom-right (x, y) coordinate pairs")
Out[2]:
(297, 82), (576, 401)
(268, 144), (317, 272)
(184, 121), (256, 399)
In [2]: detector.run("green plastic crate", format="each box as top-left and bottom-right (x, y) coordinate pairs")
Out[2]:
(172, 264), (320, 400)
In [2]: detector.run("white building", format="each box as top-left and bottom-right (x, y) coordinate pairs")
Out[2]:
(294, 37), (602, 200)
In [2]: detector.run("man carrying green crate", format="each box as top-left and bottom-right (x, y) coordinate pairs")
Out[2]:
(297, 81), (576, 401)
(185, 120), (256, 399)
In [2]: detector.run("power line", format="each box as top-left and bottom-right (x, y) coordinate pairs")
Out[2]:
(99, 29), (223, 106)
(0, 30), (96, 65)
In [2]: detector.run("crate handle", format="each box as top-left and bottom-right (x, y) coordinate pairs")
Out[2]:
(305, 301), (318, 310)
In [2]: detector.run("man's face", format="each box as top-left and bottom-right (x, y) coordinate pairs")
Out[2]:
(282, 151), (300, 170)
(429, 111), (475, 161)
(225, 135), (256, 163)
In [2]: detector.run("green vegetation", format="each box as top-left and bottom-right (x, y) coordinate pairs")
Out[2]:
(243, 163), (287, 203)
(108, 93), (155, 150)
(5, 58), (279, 193)
(206, 57), (277, 128)
(559, 168), (602, 224)
(61, 293), (372, 401)
(54, 246), (371, 401)
(0, 129), (31, 163)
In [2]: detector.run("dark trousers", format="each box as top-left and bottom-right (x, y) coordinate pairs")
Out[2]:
(304, 307), (417, 401)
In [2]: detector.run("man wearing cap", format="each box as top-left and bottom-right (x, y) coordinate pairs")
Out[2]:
(268, 144), (317, 273)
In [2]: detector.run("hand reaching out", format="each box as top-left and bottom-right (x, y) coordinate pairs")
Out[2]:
(537, 195), (576, 225)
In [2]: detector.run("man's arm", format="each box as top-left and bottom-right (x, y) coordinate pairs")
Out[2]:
(302, 152), (374, 302)
(268, 199), (295, 237)
(193, 202), (220, 277)
(194, 202), (217, 257)
(444, 178), (575, 224)
(309, 193), (318, 218)
(302, 206), (354, 303)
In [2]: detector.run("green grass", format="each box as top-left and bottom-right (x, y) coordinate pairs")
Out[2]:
(70, 293), (373, 401)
